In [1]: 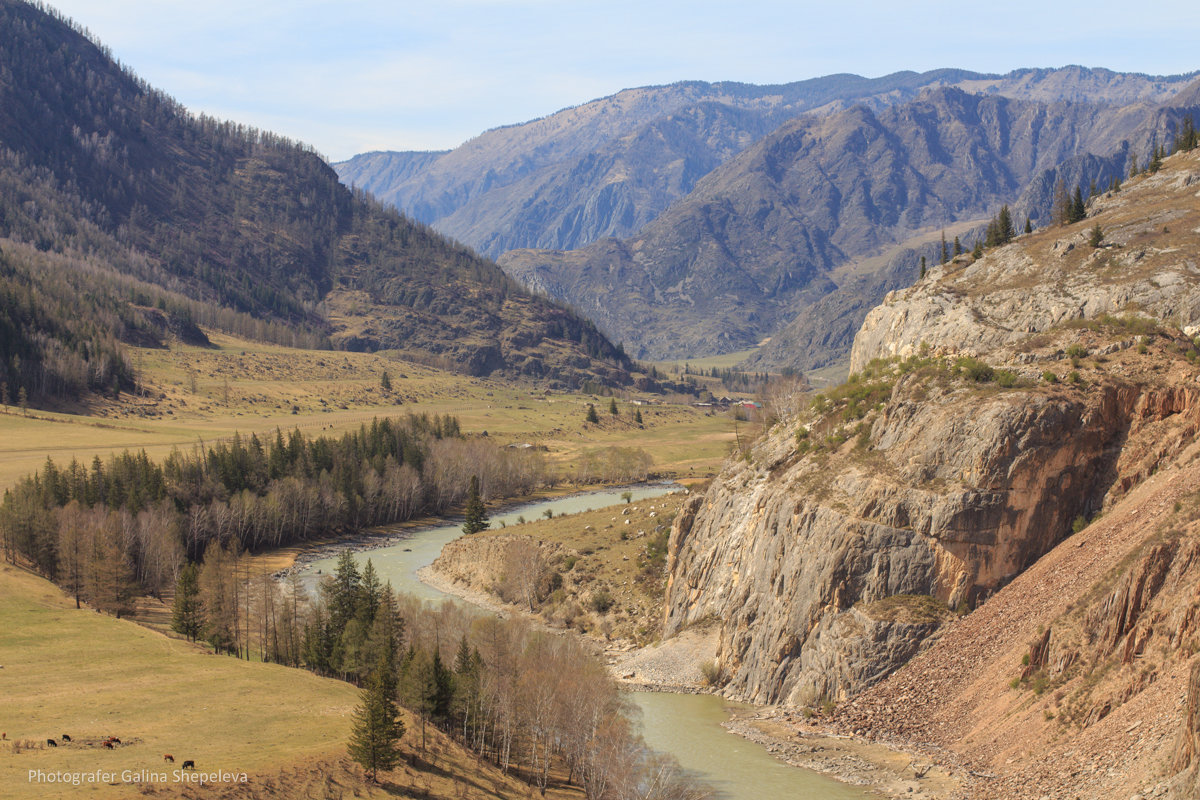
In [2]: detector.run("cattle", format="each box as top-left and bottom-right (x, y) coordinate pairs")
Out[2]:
(181, 760), (195, 770)
(61, 734), (71, 742)
(163, 754), (174, 763)
(46, 739), (57, 747)
(108, 737), (121, 744)
(102, 741), (114, 749)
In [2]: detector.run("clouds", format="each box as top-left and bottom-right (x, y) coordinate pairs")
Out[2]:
(44, 0), (1200, 160)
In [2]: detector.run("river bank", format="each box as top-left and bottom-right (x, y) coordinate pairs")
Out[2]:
(421, 556), (963, 799)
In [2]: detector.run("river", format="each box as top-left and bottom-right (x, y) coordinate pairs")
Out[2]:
(298, 484), (871, 800)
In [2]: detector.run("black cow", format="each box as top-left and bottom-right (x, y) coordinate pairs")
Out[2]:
(61, 734), (71, 742)
(46, 739), (57, 747)
(181, 760), (195, 770)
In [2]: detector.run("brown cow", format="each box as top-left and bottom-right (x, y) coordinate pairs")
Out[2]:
(163, 754), (174, 763)
(102, 741), (114, 749)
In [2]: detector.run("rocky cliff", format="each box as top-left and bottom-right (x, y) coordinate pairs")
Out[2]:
(662, 146), (1200, 798)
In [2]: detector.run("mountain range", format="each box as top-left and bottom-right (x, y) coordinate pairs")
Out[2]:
(339, 67), (1200, 370)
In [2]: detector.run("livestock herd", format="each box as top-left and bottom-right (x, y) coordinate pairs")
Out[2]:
(22, 733), (196, 770)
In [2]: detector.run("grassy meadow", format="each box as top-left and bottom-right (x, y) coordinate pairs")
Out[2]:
(0, 562), (582, 800)
(0, 332), (739, 493)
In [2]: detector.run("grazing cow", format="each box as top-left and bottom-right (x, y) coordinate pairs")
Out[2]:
(46, 739), (57, 747)
(102, 741), (114, 749)
(108, 737), (121, 744)
(181, 760), (195, 770)
(61, 734), (71, 742)
(163, 754), (174, 763)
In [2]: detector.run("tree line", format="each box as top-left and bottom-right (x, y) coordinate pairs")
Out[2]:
(172, 547), (708, 797)
(0, 414), (547, 606)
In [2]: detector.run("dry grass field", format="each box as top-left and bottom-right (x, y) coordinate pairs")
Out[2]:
(0, 332), (738, 492)
(0, 562), (580, 800)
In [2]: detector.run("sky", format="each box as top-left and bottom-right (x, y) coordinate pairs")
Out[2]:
(44, 1), (1200, 162)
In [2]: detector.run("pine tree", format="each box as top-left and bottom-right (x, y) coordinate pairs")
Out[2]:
(462, 475), (489, 534)
(1128, 153), (1139, 178)
(971, 239), (984, 259)
(634, 408), (643, 425)
(348, 656), (405, 782)
(953, 236), (963, 256)
(940, 231), (949, 264)
(171, 562), (204, 641)
(585, 403), (599, 424)
(1088, 223), (1105, 248)
(1024, 217), (1032, 234)
(380, 371), (392, 392)
(919, 256), (926, 279)
(1068, 186), (1086, 224)
(608, 397), (618, 415)
(997, 205), (1014, 244)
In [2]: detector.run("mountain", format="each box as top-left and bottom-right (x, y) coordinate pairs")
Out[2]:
(500, 87), (1197, 360)
(0, 0), (632, 407)
(336, 67), (1194, 261)
(662, 146), (1200, 799)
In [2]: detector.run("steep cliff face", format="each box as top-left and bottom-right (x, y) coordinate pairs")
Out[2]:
(665, 362), (1200, 704)
(665, 148), (1200, 713)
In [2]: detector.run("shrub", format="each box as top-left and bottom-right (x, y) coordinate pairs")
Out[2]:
(1071, 515), (1089, 533)
(589, 590), (614, 614)
(955, 356), (994, 382)
(1042, 371), (1059, 383)
(1066, 344), (1089, 359)
(699, 660), (720, 686)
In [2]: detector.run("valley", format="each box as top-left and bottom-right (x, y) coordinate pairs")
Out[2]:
(4, 2), (1200, 799)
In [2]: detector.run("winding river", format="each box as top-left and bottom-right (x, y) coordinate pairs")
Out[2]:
(298, 485), (870, 800)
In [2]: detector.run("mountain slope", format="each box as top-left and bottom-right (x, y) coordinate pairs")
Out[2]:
(662, 147), (1200, 799)
(0, 0), (632, 405)
(501, 88), (1194, 359)
(337, 67), (1195, 261)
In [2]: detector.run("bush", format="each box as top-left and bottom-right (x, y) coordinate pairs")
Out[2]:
(589, 590), (614, 614)
(1042, 371), (1059, 383)
(699, 660), (720, 686)
(1071, 515), (1089, 533)
(955, 357), (994, 382)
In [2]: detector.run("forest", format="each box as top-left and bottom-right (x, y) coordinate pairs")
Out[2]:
(0, 414), (547, 610)
(170, 548), (708, 800)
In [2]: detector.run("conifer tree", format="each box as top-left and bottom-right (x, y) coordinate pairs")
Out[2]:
(585, 403), (599, 424)
(919, 256), (926, 279)
(462, 475), (489, 534)
(998, 205), (1014, 244)
(608, 397), (618, 415)
(953, 236), (963, 256)
(972, 239), (984, 259)
(634, 408), (643, 425)
(348, 655), (405, 782)
(1024, 217), (1032, 234)
(1068, 187), (1086, 224)
(171, 562), (204, 641)
(940, 231), (949, 264)
(380, 371), (392, 392)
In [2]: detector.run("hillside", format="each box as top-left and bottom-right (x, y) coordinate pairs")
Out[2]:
(660, 147), (1200, 798)
(0, 562), (577, 800)
(0, 0), (630, 409)
(501, 88), (1197, 360)
(337, 67), (1195, 260)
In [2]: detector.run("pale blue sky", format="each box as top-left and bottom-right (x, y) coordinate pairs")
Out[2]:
(45, 0), (1200, 161)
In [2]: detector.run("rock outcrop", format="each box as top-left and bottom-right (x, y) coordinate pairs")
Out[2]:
(665, 367), (1200, 704)
(850, 153), (1200, 373)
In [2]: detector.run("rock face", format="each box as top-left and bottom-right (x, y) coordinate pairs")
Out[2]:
(664, 149), (1200, 716)
(665, 373), (1197, 704)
